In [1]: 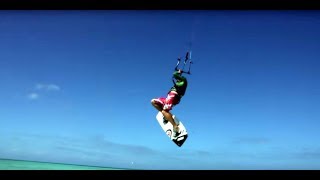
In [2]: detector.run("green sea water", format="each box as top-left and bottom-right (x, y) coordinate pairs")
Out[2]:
(0, 159), (125, 170)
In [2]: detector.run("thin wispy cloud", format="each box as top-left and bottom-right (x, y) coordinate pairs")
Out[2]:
(2, 132), (320, 169)
(0, 133), (167, 168)
(27, 93), (39, 100)
(232, 137), (270, 145)
(294, 148), (320, 159)
(35, 83), (60, 91)
(26, 83), (60, 100)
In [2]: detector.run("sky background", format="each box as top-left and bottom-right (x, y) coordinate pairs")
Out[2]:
(0, 10), (320, 170)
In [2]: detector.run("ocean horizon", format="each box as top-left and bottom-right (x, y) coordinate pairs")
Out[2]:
(0, 158), (129, 170)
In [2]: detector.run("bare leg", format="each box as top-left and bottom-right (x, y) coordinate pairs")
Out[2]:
(151, 99), (180, 135)
(162, 110), (180, 134)
(151, 99), (163, 111)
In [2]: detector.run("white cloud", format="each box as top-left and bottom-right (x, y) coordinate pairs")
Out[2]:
(35, 83), (60, 91)
(27, 93), (39, 100)
(35, 84), (44, 90)
(26, 83), (60, 101)
(47, 84), (60, 91)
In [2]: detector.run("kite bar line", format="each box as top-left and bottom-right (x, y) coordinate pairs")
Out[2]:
(174, 51), (193, 75)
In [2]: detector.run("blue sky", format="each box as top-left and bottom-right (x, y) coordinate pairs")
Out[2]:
(0, 10), (320, 170)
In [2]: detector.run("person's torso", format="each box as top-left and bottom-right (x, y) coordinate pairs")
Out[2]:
(170, 79), (188, 96)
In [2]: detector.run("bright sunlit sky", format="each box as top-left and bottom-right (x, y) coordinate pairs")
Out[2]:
(0, 10), (320, 170)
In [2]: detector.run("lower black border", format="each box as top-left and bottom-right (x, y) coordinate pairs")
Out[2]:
(1, 170), (320, 179)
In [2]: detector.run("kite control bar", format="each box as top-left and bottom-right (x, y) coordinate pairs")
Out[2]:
(174, 51), (193, 75)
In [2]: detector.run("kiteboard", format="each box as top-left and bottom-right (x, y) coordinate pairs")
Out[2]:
(156, 111), (188, 147)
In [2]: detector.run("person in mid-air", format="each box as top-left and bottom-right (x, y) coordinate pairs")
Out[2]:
(151, 69), (188, 137)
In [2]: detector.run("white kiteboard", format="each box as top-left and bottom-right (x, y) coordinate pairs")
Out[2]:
(156, 111), (188, 147)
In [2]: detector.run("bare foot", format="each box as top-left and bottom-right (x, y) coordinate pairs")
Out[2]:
(173, 126), (180, 137)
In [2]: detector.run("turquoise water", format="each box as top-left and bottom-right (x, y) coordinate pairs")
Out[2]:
(0, 159), (125, 170)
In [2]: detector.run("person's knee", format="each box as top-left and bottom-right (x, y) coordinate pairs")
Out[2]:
(151, 99), (157, 105)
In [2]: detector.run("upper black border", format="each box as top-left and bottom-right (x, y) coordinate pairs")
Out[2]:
(0, 0), (320, 10)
